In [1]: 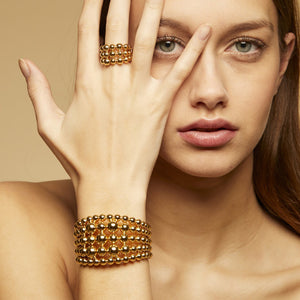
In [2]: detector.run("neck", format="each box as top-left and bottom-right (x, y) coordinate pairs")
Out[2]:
(146, 155), (266, 265)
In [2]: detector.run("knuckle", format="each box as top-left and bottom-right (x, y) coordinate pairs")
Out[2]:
(145, 0), (162, 10)
(77, 19), (95, 36)
(106, 17), (125, 32)
(173, 65), (189, 82)
(134, 40), (154, 52)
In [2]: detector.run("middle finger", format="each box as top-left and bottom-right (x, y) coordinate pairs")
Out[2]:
(105, 0), (131, 44)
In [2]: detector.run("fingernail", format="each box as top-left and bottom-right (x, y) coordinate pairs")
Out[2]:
(18, 58), (31, 79)
(198, 25), (211, 40)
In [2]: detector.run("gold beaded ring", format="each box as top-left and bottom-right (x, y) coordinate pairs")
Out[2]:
(74, 214), (152, 267)
(99, 43), (133, 67)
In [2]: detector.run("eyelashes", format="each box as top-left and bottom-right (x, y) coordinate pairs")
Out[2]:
(226, 36), (267, 61)
(154, 34), (267, 61)
(154, 35), (185, 59)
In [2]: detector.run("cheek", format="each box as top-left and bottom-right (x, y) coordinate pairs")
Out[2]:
(151, 61), (174, 79)
(230, 60), (280, 138)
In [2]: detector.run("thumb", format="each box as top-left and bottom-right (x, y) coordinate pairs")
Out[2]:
(18, 58), (64, 139)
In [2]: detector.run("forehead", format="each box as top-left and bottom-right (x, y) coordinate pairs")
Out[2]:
(130, 0), (278, 33)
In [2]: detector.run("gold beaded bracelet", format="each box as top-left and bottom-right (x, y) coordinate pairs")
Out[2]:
(74, 214), (152, 267)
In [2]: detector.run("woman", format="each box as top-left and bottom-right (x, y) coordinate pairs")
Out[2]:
(1, 0), (300, 298)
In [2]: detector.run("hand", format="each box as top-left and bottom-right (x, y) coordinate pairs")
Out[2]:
(19, 0), (210, 202)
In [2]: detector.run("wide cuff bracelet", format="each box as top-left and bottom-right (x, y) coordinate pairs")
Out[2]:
(74, 214), (152, 267)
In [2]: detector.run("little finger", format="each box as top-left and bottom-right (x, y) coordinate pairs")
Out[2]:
(161, 25), (211, 99)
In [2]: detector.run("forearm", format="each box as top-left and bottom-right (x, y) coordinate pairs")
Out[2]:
(75, 185), (152, 300)
(78, 260), (152, 299)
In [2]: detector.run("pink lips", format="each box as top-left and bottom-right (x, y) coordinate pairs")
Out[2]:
(178, 119), (238, 148)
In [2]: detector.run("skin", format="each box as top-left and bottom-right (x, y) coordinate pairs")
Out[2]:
(1, 0), (300, 299)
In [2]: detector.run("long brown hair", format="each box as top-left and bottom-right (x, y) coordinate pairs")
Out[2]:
(254, 0), (300, 235)
(100, 0), (300, 234)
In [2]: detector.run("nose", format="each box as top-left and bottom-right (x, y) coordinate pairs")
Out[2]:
(188, 53), (228, 110)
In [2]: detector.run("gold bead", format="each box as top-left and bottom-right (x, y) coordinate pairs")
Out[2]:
(109, 246), (119, 254)
(89, 247), (96, 255)
(107, 214), (113, 219)
(86, 224), (96, 231)
(97, 235), (106, 242)
(110, 44), (115, 49)
(122, 246), (129, 252)
(122, 224), (129, 231)
(110, 235), (117, 241)
(136, 254), (142, 261)
(98, 223), (105, 229)
(130, 255), (136, 262)
(123, 216), (129, 221)
(123, 256), (129, 263)
(117, 43), (123, 49)
(82, 258), (88, 266)
(88, 259), (94, 266)
(121, 235), (128, 241)
(108, 258), (114, 265)
(100, 259), (107, 266)
(116, 257), (122, 265)
(108, 222), (118, 230)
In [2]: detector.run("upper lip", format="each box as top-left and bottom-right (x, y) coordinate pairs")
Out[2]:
(178, 118), (238, 132)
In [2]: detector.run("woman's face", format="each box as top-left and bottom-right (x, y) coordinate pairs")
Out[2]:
(129, 0), (288, 178)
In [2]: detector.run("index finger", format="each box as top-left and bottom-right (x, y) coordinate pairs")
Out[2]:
(77, 0), (104, 77)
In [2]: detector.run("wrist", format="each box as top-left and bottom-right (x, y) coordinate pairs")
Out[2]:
(75, 182), (147, 219)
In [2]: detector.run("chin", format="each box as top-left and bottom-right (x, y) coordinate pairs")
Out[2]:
(156, 153), (242, 180)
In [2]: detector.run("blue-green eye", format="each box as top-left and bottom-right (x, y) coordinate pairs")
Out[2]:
(235, 41), (253, 53)
(154, 36), (185, 58)
(158, 40), (176, 52)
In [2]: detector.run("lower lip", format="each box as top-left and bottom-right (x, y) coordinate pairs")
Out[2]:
(179, 130), (236, 148)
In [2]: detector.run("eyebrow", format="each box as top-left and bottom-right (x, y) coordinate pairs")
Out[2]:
(159, 18), (274, 36)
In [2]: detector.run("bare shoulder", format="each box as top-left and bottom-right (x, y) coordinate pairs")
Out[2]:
(256, 216), (300, 299)
(0, 180), (77, 299)
(260, 213), (300, 300)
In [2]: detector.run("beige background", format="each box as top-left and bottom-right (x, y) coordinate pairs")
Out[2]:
(0, 0), (83, 181)
(0, 1), (299, 182)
